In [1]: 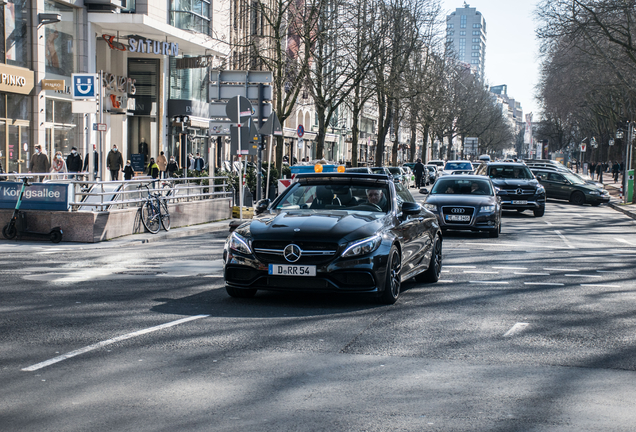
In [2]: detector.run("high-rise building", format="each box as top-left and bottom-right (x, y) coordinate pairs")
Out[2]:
(446, 2), (487, 78)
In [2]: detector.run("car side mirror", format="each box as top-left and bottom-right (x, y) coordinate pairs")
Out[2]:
(419, 188), (429, 194)
(400, 202), (422, 216)
(254, 198), (271, 215)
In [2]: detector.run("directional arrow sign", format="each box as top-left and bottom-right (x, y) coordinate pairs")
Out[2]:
(259, 112), (283, 136)
(226, 96), (253, 123)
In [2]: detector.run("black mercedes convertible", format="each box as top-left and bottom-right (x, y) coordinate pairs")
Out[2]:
(223, 173), (442, 304)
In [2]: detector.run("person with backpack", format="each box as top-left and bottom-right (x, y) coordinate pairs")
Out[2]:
(147, 157), (159, 179)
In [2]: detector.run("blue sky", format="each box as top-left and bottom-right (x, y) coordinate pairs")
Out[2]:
(441, 0), (541, 118)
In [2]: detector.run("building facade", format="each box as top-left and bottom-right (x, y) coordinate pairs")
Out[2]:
(446, 2), (486, 79)
(0, 0), (230, 178)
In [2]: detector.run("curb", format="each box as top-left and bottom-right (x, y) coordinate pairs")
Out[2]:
(608, 202), (636, 221)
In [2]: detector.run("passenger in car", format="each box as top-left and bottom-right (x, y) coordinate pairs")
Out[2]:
(365, 189), (388, 211)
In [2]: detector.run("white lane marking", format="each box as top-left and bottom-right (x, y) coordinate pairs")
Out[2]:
(524, 282), (564, 286)
(581, 284), (621, 288)
(504, 322), (529, 337)
(554, 230), (575, 249)
(21, 315), (209, 372)
(565, 274), (603, 278)
(544, 221), (553, 226)
(464, 271), (499, 274)
(493, 266), (528, 270)
(514, 272), (550, 276)
(444, 265), (476, 268)
(449, 248), (471, 251)
(438, 280), (454, 283)
(469, 281), (509, 285)
(615, 238), (634, 246)
(596, 270), (631, 274)
(544, 268), (579, 272)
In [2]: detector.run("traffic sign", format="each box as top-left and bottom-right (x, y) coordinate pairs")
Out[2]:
(260, 112), (282, 136)
(71, 73), (98, 99)
(297, 124), (304, 138)
(580, 143), (587, 152)
(226, 96), (253, 123)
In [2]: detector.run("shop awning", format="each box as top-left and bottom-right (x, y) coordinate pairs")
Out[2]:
(88, 13), (230, 57)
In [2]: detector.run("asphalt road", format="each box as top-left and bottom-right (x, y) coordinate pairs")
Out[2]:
(2, 200), (636, 431)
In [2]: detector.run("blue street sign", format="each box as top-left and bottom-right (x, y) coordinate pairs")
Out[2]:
(297, 124), (304, 138)
(72, 73), (98, 99)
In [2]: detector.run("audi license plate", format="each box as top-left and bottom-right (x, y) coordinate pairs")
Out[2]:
(446, 214), (471, 222)
(512, 200), (527, 204)
(269, 264), (316, 276)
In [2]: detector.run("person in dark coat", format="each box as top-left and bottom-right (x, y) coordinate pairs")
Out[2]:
(589, 161), (596, 180)
(29, 144), (50, 182)
(66, 146), (83, 179)
(612, 160), (620, 183)
(83, 144), (99, 177)
(413, 158), (425, 187)
(193, 152), (205, 172)
(595, 162), (603, 183)
(123, 160), (135, 180)
(107, 145), (123, 181)
(167, 156), (178, 178)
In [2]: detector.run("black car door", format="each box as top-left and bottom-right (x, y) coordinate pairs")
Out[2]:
(394, 183), (432, 276)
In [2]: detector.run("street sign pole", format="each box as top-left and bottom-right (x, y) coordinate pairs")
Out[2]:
(98, 70), (103, 181)
(256, 83), (264, 202)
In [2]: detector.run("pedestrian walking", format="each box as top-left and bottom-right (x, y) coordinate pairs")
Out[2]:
(147, 157), (159, 179)
(66, 146), (83, 179)
(123, 160), (135, 180)
(107, 145), (123, 181)
(596, 162), (603, 183)
(157, 151), (167, 179)
(83, 144), (99, 178)
(193, 152), (205, 172)
(167, 155), (178, 177)
(612, 160), (620, 183)
(413, 158), (425, 188)
(50, 151), (68, 179)
(589, 161), (596, 180)
(29, 144), (50, 182)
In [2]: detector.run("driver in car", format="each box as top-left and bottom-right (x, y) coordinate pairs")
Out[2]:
(365, 188), (388, 211)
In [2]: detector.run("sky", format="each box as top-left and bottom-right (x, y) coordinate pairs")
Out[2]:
(441, 0), (542, 118)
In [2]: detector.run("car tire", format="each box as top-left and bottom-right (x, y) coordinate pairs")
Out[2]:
(379, 245), (401, 304)
(225, 286), (257, 298)
(488, 227), (499, 238)
(570, 191), (586, 206)
(533, 207), (545, 217)
(416, 234), (442, 283)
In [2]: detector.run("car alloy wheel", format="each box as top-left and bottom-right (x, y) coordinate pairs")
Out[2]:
(379, 245), (401, 304)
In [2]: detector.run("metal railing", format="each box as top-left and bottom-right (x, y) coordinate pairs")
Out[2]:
(0, 172), (233, 212)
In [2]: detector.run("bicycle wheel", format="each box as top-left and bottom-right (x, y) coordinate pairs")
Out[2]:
(159, 199), (171, 231)
(140, 201), (161, 234)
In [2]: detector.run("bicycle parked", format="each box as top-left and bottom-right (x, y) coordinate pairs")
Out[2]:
(139, 182), (170, 233)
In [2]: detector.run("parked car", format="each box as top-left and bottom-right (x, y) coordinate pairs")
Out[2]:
(401, 166), (416, 188)
(387, 167), (408, 186)
(474, 162), (546, 217)
(531, 169), (610, 206)
(526, 163), (603, 188)
(428, 160), (445, 169)
(439, 160), (474, 176)
(223, 172), (443, 304)
(345, 167), (373, 174)
(420, 175), (502, 238)
(371, 166), (393, 180)
(424, 165), (438, 185)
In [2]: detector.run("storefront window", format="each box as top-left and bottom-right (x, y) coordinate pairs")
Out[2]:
(44, 1), (76, 78)
(0, 92), (29, 173)
(7, 93), (28, 120)
(169, 57), (208, 102)
(3, 0), (29, 68)
(45, 98), (78, 158)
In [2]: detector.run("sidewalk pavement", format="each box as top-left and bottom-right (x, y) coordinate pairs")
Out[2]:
(583, 172), (636, 221)
(0, 218), (234, 249)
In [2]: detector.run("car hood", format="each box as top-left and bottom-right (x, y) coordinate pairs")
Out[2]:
(239, 210), (386, 242)
(423, 194), (495, 206)
(490, 178), (539, 188)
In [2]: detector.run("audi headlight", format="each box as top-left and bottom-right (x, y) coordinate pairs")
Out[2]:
(227, 232), (252, 255)
(423, 203), (437, 211)
(480, 205), (495, 212)
(342, 235), (382, 258)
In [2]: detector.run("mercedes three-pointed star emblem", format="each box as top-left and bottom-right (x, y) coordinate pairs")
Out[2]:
(283, 244), (302, 262)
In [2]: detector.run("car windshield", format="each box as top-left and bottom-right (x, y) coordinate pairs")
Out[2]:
(487, 165), (534, 179)
(431, 179), (493, 195)
(563, 173), (586, 185)
(371, 167), (385, 174)
(387, 167), (403, 175)
(345, 168), (369, 173)
(275, 183), (390, 213)
(444, 162), (473, 171)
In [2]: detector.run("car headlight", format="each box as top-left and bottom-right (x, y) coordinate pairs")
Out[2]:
(536, 185), (545, 194)
(423, 203), (437, 211)
(227, 232), (252, 255)
(342, 235), (382, 258)
(480, 205), (495, 212)
(601, 189), (610, 195)
(588, 190), (600, 195)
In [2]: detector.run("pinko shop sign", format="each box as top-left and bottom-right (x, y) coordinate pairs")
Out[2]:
(0, 183), (71, 211)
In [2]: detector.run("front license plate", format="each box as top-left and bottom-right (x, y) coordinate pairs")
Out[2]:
(268, 264), (317, 276)
(446, 214), (471, 222)
(512, 200), (527, 204)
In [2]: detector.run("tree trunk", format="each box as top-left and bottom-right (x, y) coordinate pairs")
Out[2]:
(409, 123), (417, 162)
(351, 112), (360, 167)
(421, 124), (430, 163)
